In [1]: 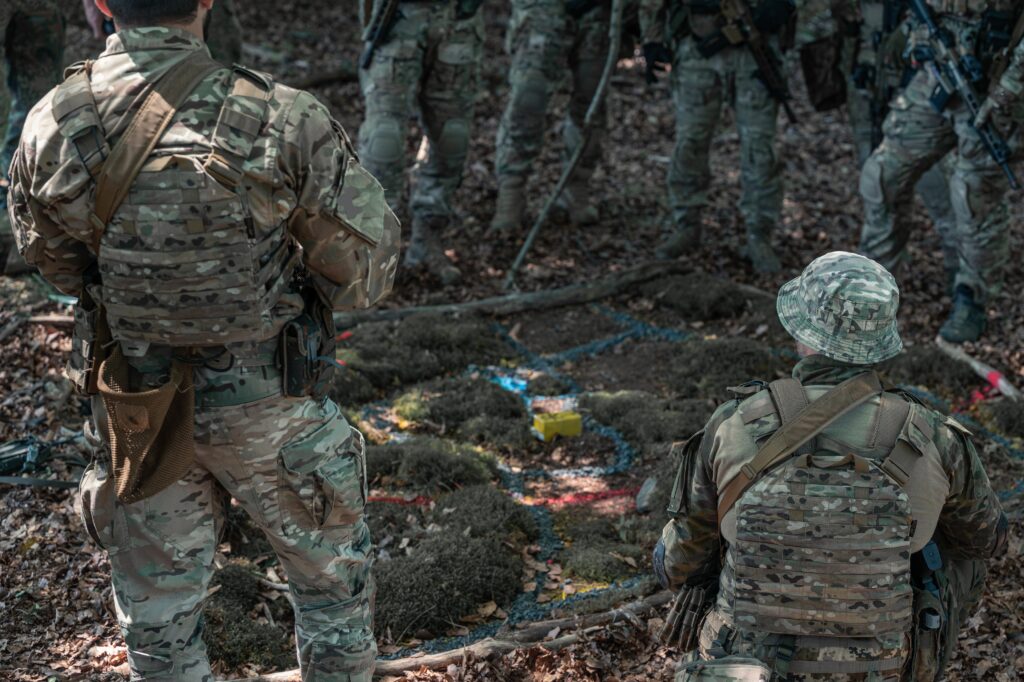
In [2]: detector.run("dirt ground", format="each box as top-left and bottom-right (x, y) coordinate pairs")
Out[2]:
(1, 1), (1022, 681)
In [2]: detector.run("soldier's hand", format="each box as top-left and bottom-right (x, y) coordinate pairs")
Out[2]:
(851, 63), (875, 91)
(643, 42), (673, 84)
(974, 86), (1014, 129)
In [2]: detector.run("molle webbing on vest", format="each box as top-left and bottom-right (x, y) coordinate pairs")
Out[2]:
(204, 68), (273, 189)
(717, 372), (884, 523)
(52, 62), (110, 179)
(722, 373), (918, 648)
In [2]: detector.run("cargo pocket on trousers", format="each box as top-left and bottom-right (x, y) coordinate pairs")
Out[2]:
(277, 400), (363, 531)
(78, 460), (128, 553)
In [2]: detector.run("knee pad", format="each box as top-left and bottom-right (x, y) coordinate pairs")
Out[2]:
(358, 117), (404, 167)
(436, 119), (471, 164)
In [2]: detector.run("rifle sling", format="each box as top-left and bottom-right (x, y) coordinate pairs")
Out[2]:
(89, 51), (222, 252)
(716, 372), (883, 523)
(991, 7), (1024, 84)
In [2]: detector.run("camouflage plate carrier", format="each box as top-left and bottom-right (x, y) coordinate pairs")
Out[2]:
(709, 371), (934, 679)
(50, 58), (301, 351)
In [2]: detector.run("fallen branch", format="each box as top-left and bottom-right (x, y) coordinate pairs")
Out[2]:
(28, 314), (74, 328)
(0, 315), (26, 343)
(335, 260), (690, 327)
(935, 336), (1022, 401)
(230, 590), (672, 681)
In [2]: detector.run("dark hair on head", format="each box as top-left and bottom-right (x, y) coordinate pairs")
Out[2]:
(106, 0), (201, 26)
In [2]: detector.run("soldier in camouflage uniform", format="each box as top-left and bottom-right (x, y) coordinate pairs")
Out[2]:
(0, 0), (64, 275)
(859, 0), (1024, 342)
(655, 251), (1007, 680)
(9, 0), (400, 679)
(490, 0), (611, 232)
(641, 0), (796, 272)
(357, 0), (485, 285)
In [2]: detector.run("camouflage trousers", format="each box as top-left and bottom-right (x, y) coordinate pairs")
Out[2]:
(80, 389), (376, 682)
(841, 35), (959, 278)
(859, 67), (1022, 303)
(687, 558), (986, 680)
(667, 38), (782, 232)
(0, 0), (63, 243)
(205, 0), (243, 66)
(494, 0), (609, 183)
(357, 3), (483, 220)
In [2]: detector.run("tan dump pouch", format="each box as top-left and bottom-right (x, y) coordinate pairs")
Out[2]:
(676, 657), (772, 682)
(97, 347), (195, 504)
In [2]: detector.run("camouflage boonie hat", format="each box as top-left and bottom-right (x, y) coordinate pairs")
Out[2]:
(777, 251), (903, 365)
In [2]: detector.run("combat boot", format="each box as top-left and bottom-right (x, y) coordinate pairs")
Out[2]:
(655, 219), (702, 260)
(553, 179), (599, 227)
(939, 285), (987, 343)
(490, 177), (527, 233)
(405, 214), (461, 286)
(744, 224), (781, 274)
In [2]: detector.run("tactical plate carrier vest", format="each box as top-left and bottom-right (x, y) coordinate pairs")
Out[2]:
(51, 60), (299, 350)
(716, 373), (934, 676)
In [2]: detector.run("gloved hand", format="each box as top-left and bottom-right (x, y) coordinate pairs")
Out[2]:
(643, 42), (673, 84)
(974, 85), (1015, 128)
(851, 63), (876, 91)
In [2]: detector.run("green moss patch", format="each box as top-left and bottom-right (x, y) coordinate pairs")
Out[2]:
(366, 437), (496, 493)
(880, 346), (979, 400)
(204, 564), (293, 671)
(578, 390), (712, 445)
(435, 485), (539, 545)
(394, 376), (533, 450)
(332, 315), (507, 406)
(981, 399), (1024, 439)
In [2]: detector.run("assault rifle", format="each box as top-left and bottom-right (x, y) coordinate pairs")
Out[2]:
(360, 0), (401, 70)
(705, 0), (798, 123)
(907, 0), (1020, 189)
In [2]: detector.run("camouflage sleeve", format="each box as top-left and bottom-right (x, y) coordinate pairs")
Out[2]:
(7, 129), (95, 296)
(281, 91), (400, 312)
(935, 419), (1006, 560)
(638, 0), (667, 44)
(659, 400), (739, 589)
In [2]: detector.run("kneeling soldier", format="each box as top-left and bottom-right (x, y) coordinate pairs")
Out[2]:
(8, 0), (400, 679)
(655, 252), (1007, 680)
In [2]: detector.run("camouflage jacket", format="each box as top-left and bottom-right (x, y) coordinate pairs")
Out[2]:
(8, 28), (399, 314)
(660, 354), (1006, 591)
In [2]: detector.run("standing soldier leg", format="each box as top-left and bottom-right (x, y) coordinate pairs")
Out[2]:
(555, 7), (610, 226)
(937, 112), (1017, 342)
(80, 410), (223, 682)
(205, 0), (243, 66)
(492, 2), (568, 232)
(656, 42), (724, 259)
(358, 10), (427, 209)
(859, 71), (955, 278)
(1, 0), (63, 275)
(203, 397), (377, 681)
(409, 9), (484, 284)
(916, 157), (959, 290)
(734, 49), (783, 273)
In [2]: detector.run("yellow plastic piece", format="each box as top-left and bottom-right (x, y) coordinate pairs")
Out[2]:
(533, 411), (583, 442)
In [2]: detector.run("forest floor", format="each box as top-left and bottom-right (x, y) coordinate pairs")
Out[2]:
(1, 1), (1022, 681)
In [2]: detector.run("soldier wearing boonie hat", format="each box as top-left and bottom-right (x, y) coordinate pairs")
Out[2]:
(653, 251), (1007, 681)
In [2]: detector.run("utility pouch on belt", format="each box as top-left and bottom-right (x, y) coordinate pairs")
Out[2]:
(66, 283), (111, 396)
(676, 656), (772, 681)
(800, 34), (847, 111)
(97, 347), (195, 504)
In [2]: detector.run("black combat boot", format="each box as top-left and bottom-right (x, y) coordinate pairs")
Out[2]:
(489, 176), (526, 233)
(939, 285), (987, 343)
(405, 214), (461, 286)
(656, 213), (702, 260)
(553, 178), (599, 227)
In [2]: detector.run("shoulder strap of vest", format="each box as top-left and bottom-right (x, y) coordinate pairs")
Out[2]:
(51, 61), (110, 179)
(204, 66), (273, 190)
(88, 51), (223, 252)
(717, 371), (883, 523)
